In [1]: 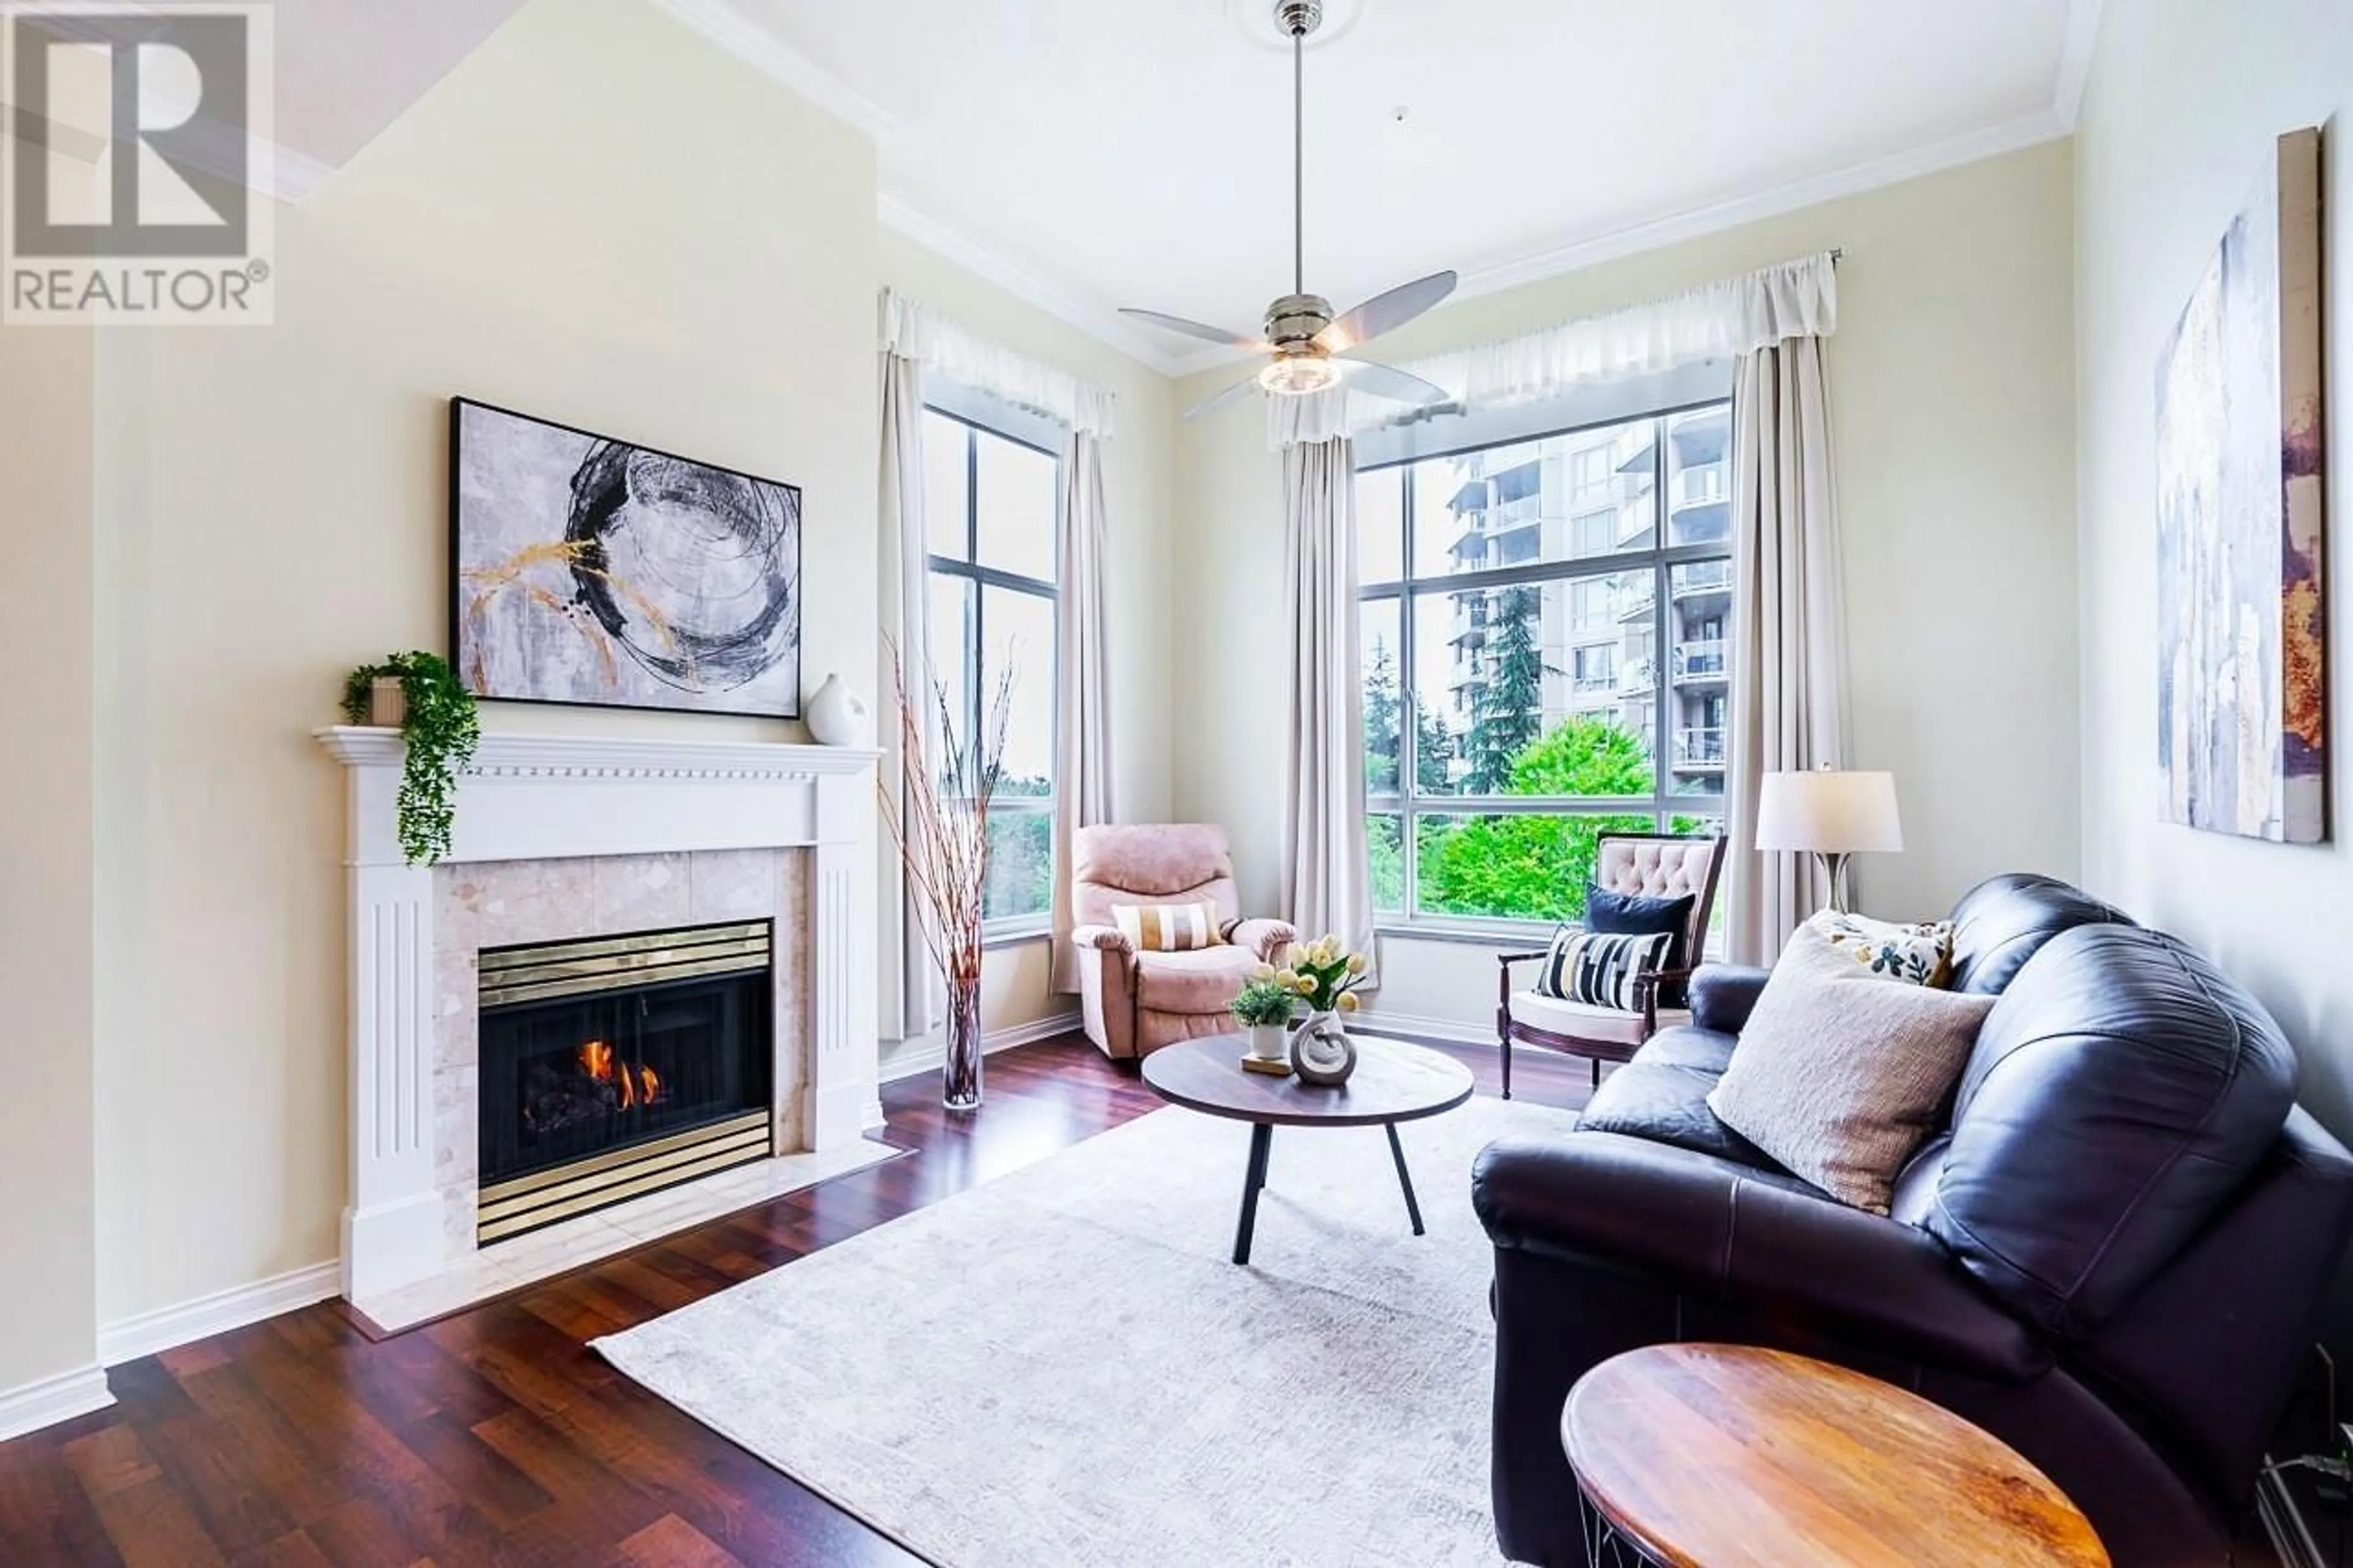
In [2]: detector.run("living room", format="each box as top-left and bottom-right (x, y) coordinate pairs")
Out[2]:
(0, 0), (2346, 1563)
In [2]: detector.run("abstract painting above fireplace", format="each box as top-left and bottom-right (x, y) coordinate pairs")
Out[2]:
(476, 920), (775, 1243)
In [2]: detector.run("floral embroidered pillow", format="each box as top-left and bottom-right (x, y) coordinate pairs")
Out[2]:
(1806, 909), (1957, 988)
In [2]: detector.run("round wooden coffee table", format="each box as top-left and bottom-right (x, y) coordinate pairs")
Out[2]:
(1563, 1344), (2108, 1567)
(1139, 1032), (1473, 1265)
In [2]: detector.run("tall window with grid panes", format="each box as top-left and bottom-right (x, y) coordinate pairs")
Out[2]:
(922, 406), (1059, 936)
(1357, 401), (1735, 935)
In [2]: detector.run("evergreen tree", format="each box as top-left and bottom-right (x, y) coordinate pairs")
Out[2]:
(1464, 586), (1549, 792)
(1362, 637), (1403, 794)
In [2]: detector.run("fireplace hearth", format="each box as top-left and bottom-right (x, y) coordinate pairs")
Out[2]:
(477, 920), (774, 1242)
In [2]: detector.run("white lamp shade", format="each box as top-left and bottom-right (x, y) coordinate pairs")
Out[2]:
(1756, 770), (1904, 854)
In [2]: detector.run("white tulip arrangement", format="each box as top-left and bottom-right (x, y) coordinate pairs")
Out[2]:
(1254, 933), (1370, 1016)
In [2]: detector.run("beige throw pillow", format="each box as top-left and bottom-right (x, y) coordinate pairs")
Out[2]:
(1110, 901), (1222, 952)
(1707, 969), (1995, 1214)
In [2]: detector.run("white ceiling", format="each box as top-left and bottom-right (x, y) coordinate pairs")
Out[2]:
(710, 0), (2101, 370)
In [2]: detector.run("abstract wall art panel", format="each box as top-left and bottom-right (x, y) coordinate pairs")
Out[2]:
(2154, 127), (2327, 843)
(451, 399), (802, 718)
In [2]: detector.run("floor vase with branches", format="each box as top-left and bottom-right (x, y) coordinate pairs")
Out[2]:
(882, 653), (1012, 1111)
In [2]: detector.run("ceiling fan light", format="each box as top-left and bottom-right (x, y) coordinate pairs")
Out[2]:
(1257, 356), (1341, 396)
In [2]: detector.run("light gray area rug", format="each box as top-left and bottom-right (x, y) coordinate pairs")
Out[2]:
(593, 1094), (1577, 1567)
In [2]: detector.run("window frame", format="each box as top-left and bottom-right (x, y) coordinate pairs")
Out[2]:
(1358, 396), (1733, 940)
(923, 400), (1061, 944)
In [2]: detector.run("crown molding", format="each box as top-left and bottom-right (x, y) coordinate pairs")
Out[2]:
(876, 192), (1186, 374)
(653, 0), (896, 141)
(2053, 0), (2106, 129)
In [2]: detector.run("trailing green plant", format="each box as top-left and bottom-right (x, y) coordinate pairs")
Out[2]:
(340, 651), (480, 865)
(1228, 977), (1298, 1029)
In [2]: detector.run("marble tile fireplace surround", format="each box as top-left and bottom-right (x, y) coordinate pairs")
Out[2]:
(316, 728), (885, 1327)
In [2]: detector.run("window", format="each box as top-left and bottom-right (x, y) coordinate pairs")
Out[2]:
(1358, 403), (1734, 931)
(923, 405), (1059, 934)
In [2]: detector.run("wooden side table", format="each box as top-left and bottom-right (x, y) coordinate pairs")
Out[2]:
(1562, 1344), (2109, 1567)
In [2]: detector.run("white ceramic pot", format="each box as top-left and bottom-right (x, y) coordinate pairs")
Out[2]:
(1246, 1023), (1289, 1062)
(805, 672), (871, 746)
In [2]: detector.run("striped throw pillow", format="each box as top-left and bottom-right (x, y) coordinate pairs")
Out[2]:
(1111, 901), (1222, 952)
(1533, 929), (1673, 1012)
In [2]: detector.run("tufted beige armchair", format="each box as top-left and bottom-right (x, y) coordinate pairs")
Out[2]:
(1496, 832), (1726, 1094)
(1068, 824), (1297, 1061)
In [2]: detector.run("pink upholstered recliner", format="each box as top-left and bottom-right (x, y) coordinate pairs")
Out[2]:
(1069, 824), (1297, 1060)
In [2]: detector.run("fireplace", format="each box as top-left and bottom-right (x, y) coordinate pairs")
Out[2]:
(476, 919), (774, 1243)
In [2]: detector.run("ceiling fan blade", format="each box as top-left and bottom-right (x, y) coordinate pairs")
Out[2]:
(1119, 308), (1271, 352)
(1336, 358), (1452, 408)
(1183, 375), (1265, 420)
(1314, 270), (1459, 354)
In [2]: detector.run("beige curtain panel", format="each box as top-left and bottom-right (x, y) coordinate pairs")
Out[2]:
(1725, 334), (1847, 963)
(1281, 437), (1376, 965)
(877, 348), (941, 1040)
(1051, 430), (1116, 992)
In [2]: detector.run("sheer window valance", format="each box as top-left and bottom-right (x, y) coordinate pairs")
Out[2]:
(881, 289), (1116, 439)
(1269, 251), (1836, 448)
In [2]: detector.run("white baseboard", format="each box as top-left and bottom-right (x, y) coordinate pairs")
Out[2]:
(1355, 1009), (1496, 1048)
(879, 1012), (1083, 1085)
(96, 1260), (343, 1368)
(0, 1363), (113, 1442)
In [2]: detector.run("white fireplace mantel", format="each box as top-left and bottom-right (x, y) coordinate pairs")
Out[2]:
(314, 726), (883, 1301)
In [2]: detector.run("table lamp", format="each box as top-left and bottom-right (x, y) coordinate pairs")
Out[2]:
(1756, 767), (1903, 912)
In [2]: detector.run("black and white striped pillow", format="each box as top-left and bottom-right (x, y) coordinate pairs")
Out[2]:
(1534, 929), (1673, 1011)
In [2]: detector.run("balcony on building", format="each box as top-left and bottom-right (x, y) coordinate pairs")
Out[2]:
(1672, 638), (1727, 685)
(1672, 725), (1727, 773)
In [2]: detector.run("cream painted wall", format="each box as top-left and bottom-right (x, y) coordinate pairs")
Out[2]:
(2074, 0), (2353, 1131)
(1171, 143), (2080, 1034)
(86, 0), (879, 1325)
(876, 230), (1177, 1059)
(0, 314), (100, 1393)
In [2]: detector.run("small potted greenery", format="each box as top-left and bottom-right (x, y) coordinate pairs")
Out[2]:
(339, 651), (480, 865)
(1229, 977), (1298, 1064)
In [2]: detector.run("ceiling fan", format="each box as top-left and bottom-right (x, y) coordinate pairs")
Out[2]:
(1121, 0), (1457, 420)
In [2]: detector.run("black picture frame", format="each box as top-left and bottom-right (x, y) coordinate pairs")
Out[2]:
(447, 396), (805, 720)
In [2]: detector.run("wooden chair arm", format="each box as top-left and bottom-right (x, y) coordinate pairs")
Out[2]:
(1632, 965), (1700, 1036)
(1497, 949), (1553, 967)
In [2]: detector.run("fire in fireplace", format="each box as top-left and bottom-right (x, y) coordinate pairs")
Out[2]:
(476, 920), (773, 1243)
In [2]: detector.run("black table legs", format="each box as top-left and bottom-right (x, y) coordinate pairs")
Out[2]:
(1232, 1122), (1273, 1263)
(1230, 1120), (1425, 1264)
(1386, 1122), (1425, 1235)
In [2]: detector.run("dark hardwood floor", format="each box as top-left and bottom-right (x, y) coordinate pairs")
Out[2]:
(0, 1032), (1597, 1567)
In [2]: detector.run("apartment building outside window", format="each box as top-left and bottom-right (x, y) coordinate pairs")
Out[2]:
(1358, 401), (1736, 930)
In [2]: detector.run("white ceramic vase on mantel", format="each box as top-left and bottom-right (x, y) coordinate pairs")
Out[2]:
(805, 673), (871, 747)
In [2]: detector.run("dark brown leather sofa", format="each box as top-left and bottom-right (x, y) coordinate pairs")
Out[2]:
(1471, 874), (2353, 1566)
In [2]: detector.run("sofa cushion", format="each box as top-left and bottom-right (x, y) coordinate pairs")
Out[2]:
(1946, 873), (2136, 995)
(1808, 909), (1957, 988)
(1707, 971), (1996, 1213)
(1925, 925), (2297, 1336)
(1132, 944), (1260, 1015)
(1577, 1026), (1779, 1172)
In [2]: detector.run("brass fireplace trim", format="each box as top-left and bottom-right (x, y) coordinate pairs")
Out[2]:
(478, 920), (771, 1009)
(476, 1109), (772, 1244)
